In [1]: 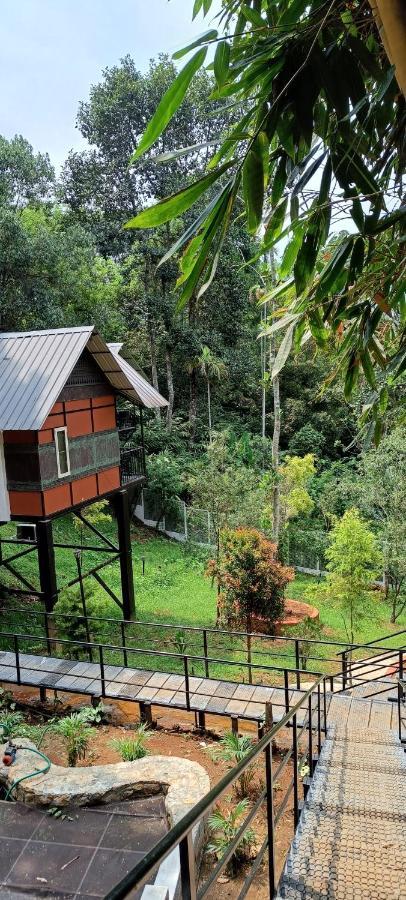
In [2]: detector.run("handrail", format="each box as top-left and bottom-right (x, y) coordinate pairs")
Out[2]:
(105, 674), (326, 900)
(336, 628), (406, 656)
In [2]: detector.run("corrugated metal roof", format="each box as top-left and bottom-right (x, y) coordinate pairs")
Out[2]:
(0, 326), (167, 431)
(106, 344), (168, 409)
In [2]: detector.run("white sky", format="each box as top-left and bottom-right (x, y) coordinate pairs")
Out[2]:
(1, 0), (219, 170)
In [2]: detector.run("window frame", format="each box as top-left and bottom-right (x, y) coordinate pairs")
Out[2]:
(54, 426), (71, 478)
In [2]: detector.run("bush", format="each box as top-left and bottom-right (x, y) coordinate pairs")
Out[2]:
(207, 527), (293, 633)
(111, 724), (151, 761)
(208, 732), (255, 798)
(207, 800), (256, 876)
(53, 711), (94, 767)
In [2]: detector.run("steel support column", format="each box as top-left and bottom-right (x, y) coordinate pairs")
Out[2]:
(113, 488), (135, 620)
(36, 518), (58, 613)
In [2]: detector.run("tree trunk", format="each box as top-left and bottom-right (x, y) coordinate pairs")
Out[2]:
(272, 370), (281, 545)
(189, 368), (198, 442)
(369, 0), (406, 97)
(207, 379), (212, 436)
(149, 329), (161, 422)
(165, 346), (174, 430)
(261, 301), (267, 439)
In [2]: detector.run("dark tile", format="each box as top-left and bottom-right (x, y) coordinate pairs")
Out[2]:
(79, 848), (144, 895)
(5, 841), (94, 892)
(0, 801), (45, 840)
(0, 837), (26, 881)
(33, 810), (109, 846)
(101, 815), (167, 852)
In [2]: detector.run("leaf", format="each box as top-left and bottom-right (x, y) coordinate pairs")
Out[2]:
(157, 181), (232, 269)
(279, 224), (305, 278)
(348, 236), (365, 285)
(368, 206), (406, 235)
(131, 49), (207, 161)
(243, 135), (266, 233)
(271, 154), (287, 206)
(173, 30), (217, 60)
(152, 140), (221, 164)
(344, 352), (360, 400)
(292, 151), (327, 197)
(241, 4), (264, 27)
(264, 197), (288, 248)
(124, 160), (235, 229)
(318, 155), (332, 205)
(272, 323), (295, 378)
(315, 236), (354, 298)
(360, 349), (377, 389)
(214, 41), (230, 89)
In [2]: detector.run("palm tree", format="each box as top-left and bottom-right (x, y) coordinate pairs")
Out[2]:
(197, 346), (227, 437)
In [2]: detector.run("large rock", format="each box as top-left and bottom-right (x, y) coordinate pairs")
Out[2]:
(0, 738), (210, 826)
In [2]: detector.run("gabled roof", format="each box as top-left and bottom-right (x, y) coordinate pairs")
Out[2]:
(0, 326), (167, 431)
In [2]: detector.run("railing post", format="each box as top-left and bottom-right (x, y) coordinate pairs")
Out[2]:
(121, 621), (128, 668)
(323, 678), (327, 735)
(295, 639), (300, 689)
(399, 648), (404, 681)
(293, 713), (299, 827)
(284, 669), (290, 713)
(265, 742), (276, 898)
(308, 696), (313, 775)
(184, 655), (191, 711)
(342, 651), (348, 691)
(203, 629), (209, 678)
(179, 832), (196, 900)
(44, 613), (51, 656)
(398, 679), (403, 743)
(99, 645), (106, 697)
(247, 632), (253, 684)
(14, 634), (21, 685)
(317, 684), (322, 754)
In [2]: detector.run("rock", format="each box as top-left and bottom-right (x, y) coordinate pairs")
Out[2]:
(0, 738), (210, 827)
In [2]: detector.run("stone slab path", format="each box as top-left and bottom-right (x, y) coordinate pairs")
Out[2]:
(276, 707), (406, 899)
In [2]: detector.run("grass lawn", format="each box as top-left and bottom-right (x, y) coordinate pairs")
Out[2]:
(1, 515), (405, 682)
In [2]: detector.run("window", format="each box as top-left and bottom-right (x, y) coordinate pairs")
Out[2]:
(55, 427), (70, 477)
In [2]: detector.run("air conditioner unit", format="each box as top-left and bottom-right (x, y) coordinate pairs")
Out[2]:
(16, 523), (37, 542)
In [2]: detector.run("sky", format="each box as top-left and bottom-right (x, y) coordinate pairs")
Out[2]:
(1, 0), (216, 170)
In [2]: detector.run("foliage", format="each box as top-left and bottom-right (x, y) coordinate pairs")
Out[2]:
(146, 452), (185, 526)
(261, 453), (316, 536)
(54, 581), (121, 649)
(207, 799), (256, 876)
(294, 616), (324, 672)
(207, 527), (293, 633)
(0, 711), (25, 739)
(111, 724), (151, 761)
(0, 134), (54, 208)
(129, 2), (405, 431)
(325, 508), (382, 644)
(52, 711), (94, 767)
(208, 732), (255, 798)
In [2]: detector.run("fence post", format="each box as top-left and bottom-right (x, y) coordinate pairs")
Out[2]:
(284, 669), (290, 713)
(293, 714), (299, 827)
(179, 832), (196, 900)
(184, 655), (190, 711)
(295, 640), (301, 689)
(203, 630), (209, 678)
(342, 651), (348, 691)
(183, 503), (188, 541)
(98, 645), (105, 698)
(265, 742), (276, 897)
(308, 695), (313, 775)
(247, 633), (253, 684)
(14, 634), (21, 685)
(121, 620), (128, 668)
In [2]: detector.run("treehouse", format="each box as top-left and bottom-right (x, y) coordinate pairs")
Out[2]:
(0, 325), (167, 617)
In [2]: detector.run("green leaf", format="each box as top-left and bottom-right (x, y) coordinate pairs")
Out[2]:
(264, 197), (288, 248)
(125, 160), (235, 229)
(152, 140), (220, 164)
(344, 352), (360, 400)
(279, 224), (305, 278)
(272, 322), (295, 378)
(243, 135), (266, 233)
(131, 49), (207, 161)
(293, 151), (326, 197)
(315, 236), (354, 298)
(360, 349), (377, 389)
(318, 155), (332, 205)
(157, 181), (233, 269)
(271, 154), (287, 205)
(348, 236), (365, 284)
(214, 41), (230, 88)
(173, 30), (217, 60)
(241, 4), (264, 26)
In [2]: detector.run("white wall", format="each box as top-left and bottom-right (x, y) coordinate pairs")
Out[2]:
(0, 431), (11, 522)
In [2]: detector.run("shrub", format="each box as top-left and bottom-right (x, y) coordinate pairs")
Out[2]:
(207, 527), (293, 633)
(53, 712), (94, 767)
(208, 732), (255, 798)
(0, 711), (25, 740)
(111, 724), (151, 761)
(207, 800), (256, 876)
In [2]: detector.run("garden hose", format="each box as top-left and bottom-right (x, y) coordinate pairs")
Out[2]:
(4, 746), (51, 801)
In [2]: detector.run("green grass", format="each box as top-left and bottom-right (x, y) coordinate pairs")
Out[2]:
(1, 515), (405, 683)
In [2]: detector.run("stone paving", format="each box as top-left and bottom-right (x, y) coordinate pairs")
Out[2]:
(276, 705), (406, 900)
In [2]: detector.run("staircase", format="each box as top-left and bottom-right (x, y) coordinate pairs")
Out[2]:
(276, 694), (406, 899)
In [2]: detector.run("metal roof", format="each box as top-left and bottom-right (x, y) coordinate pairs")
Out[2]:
(0, 326), (167, 431)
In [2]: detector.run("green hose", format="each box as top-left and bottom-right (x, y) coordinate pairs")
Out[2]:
(4, 746), (51, 801)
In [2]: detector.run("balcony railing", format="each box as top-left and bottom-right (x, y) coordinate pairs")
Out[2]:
(120, 446), (146, 484)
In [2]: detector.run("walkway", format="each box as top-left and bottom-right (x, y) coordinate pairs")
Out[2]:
(0, 649), (399, 730)
(277, 699), (406, 899)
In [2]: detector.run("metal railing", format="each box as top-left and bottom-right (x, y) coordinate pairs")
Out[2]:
(1, 607), (404, 692)
(105, 675), (326, 900)
(397, 676), (406, 743)
(120, 446), (146, 483)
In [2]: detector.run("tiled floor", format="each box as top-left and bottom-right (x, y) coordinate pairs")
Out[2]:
(0, 796), (167, 899)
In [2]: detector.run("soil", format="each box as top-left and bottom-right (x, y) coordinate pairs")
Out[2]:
(3, 685), (299, 899)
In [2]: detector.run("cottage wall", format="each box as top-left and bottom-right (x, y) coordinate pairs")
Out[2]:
(3, 351), (121, 518)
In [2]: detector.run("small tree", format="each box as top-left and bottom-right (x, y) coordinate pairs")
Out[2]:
(325, 509), (382, 648)
(196, 346), (227, 438)
(207, 527), (293, 634)
(146, 452), (184, 529)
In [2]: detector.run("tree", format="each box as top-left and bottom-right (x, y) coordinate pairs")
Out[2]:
(207, 526), (293, 634)
(127, 2), (405, 434)
(196, 346), (228, 436)
(0, 135), (54, 209)
(361, 427), (406, 621)
(325, 508), (382, 646)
